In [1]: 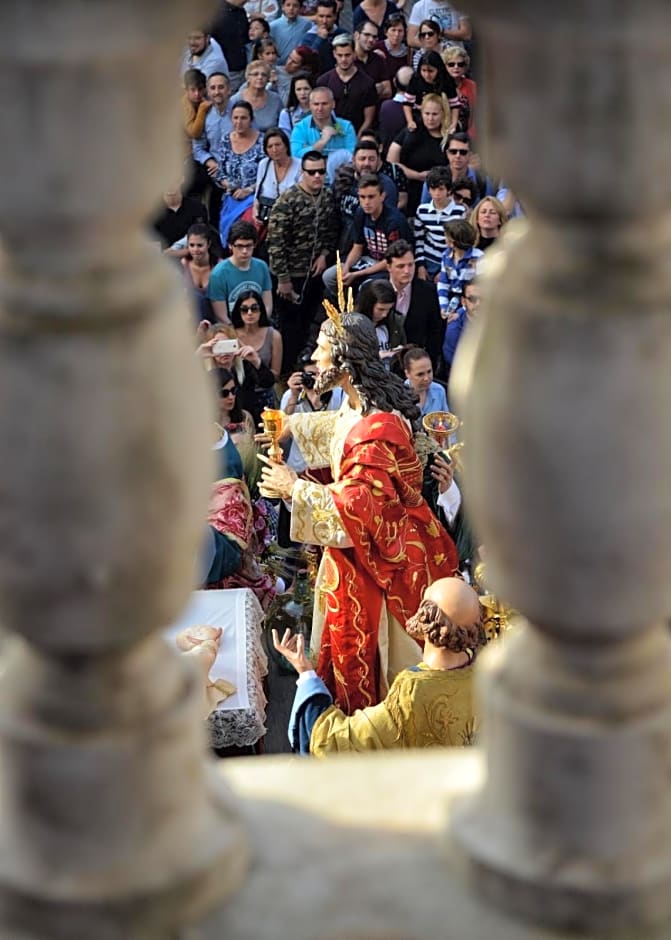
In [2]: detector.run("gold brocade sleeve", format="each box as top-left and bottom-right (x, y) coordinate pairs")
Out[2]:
(288, 411), (338, 470)
(309, 701), (403, 755)
(310, 669), (478, 755)
(290, 480), (354, 547)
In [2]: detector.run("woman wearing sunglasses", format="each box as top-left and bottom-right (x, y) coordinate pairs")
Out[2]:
(442, 43), (476, 138)
(198, 321), (277, 429)
(217, 370), (255, 446)
(407, 3), (471, 56)
(409, 19), (441, 70)
(231, 290), (282, 415)
(205, 367), (277, 611)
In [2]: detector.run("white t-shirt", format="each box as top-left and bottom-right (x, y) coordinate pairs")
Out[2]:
(255, 157), (302, 201)
(408, 0), (466, 34)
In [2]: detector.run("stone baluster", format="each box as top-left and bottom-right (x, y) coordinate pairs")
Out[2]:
(0, 2), (249, 937)
(450, 1), (671, 933)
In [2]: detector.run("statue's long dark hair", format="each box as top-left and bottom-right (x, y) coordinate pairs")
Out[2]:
(322, 313), (421, 430)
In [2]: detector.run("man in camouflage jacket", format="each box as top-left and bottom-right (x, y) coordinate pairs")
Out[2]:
(268, 150), (338, 374)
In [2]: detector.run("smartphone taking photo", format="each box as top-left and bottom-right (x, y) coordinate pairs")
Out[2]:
(212, 338), (240, 357)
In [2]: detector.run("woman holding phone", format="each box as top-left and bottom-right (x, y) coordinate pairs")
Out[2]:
(198, 323), (276, 427)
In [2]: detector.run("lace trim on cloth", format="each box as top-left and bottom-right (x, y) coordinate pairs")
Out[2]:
(207, 590), (268, 749)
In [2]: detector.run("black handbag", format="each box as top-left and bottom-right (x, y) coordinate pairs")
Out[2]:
(257, 195), (275, 224)
(255, 160), (276, 224)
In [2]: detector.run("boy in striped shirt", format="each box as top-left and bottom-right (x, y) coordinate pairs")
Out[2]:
(414, 168), (471, 281)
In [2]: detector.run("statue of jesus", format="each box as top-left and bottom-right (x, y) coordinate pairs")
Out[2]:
(259, 312), (459, 713)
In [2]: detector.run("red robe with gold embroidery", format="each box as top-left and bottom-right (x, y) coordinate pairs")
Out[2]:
(313, 412), (458, 713)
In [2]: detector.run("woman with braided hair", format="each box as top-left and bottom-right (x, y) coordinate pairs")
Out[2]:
(259, 313), (459, 714)
(273, 577), (484, 754)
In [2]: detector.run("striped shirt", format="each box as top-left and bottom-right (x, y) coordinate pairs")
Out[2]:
(414, 200), (461, 272)
(437, 245), (483, 315)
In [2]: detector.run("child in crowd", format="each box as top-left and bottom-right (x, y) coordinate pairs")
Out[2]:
(414, 166), (454, 280)
(436, 219), (483, 319)
(182, 68), (212, 143)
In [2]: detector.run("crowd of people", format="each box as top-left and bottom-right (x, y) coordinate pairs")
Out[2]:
(157, 0), (520, 756)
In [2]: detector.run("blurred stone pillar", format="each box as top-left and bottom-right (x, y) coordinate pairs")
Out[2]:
(451, 1), (671, 933)
(0, 2), (248, 937)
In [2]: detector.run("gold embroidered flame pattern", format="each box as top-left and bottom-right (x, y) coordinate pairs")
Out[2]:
(290, 480), (353, 548)
(289, 411), (338, 469)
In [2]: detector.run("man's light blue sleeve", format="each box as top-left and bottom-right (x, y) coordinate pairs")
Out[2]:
(291, 121), (311, 158)
(342, 121), (357, 152)
(288, 672), (333, 754)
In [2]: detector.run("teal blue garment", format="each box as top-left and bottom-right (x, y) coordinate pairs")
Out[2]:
(200, 525), (243, 585)
(290, 114), (356, 159)
(214, 433), (244, 481)
(208, 256), (272, 308)
(200, 433), (245, 585)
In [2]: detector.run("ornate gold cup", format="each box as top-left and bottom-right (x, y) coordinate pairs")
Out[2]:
(422, 411), (464, 471)
(473, 562), (515, 641)
(261, 407), (284, 463)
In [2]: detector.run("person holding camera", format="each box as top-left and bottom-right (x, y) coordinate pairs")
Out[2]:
(280, 360), (345, 464)
(251, 128), (301, 242)
(276, 358), (345, 547)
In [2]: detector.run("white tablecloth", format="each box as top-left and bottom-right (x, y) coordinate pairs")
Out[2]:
(165, 588), (268, 749)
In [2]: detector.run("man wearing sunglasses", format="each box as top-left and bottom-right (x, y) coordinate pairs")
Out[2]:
(267, 150), (338, 373)
(444, 132), (490, 202)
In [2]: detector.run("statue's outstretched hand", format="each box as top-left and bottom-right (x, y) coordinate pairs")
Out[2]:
(272, 628), (312, 674)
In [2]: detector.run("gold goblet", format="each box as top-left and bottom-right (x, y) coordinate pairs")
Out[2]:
(422, 410), (463, 471)
(261, 407), (284, 463)
(473, 562), (515, 641)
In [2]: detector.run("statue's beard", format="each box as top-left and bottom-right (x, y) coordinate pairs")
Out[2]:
(314, 365), (343, 396)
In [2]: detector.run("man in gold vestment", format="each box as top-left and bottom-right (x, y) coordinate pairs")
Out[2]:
(272, 577), (484, 754)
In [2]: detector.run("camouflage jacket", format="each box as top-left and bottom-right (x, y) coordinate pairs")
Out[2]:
(267, 183), (338, 281)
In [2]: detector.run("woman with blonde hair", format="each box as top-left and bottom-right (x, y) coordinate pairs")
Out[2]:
(442, 43), (477, 138)
(386, 92), (450, 214)
(231, 60), (283, 132)
(197, 321), (276, 428)
(470, 195), (507, 250)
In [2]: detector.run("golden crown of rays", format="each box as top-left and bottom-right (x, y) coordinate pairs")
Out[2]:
(322, 251), (353, 335)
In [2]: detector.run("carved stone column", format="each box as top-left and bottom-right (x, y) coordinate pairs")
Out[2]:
(0, 3), (249, 937)
(451, 1), (671, 933)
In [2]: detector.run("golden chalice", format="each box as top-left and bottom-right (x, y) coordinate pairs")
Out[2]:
(261, 407), (284, 463)
(473, 562), (515, 642)
(422, 410), (464, 472)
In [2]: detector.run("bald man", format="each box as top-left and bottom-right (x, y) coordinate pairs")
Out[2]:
(274, 577), (485, 756)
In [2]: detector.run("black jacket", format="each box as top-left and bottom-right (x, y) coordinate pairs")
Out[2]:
(209, 1), (249, 72)
(401, 277), (445, 369)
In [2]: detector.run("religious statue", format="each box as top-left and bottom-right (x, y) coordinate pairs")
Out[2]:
(273, 577), (484, 754)
(259, 310), (458, 713)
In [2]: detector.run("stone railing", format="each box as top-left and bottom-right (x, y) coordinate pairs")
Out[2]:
(0, 2), (670, 938)
(0, 2), (248, 937)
